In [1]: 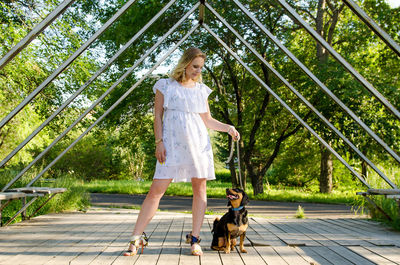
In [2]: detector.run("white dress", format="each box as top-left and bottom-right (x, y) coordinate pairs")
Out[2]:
(153, 78), (216, 182)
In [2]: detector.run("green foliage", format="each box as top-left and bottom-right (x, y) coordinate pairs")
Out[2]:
(295, 205), (306, 219)
(85, 179), (358, 204)
(0, 170), (89, 225)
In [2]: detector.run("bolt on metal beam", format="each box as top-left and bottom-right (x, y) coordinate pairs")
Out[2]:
(203, 23), (370, 188)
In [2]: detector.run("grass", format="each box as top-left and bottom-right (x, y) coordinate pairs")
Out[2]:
(82, 179), (359, 205)
(295, 205), (306, 219)
(1, 170), (90, 226)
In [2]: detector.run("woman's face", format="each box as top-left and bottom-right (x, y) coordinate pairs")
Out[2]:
(185, 57), (204, 81)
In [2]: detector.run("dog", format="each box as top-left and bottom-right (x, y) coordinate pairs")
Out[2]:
(211, 188), (249, 254)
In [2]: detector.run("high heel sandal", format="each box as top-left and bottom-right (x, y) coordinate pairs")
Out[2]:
(123, 232), (148, 256)
(189, 234), (203, 256)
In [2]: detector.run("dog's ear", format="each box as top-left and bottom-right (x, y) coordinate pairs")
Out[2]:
(227, 200), (231, 207)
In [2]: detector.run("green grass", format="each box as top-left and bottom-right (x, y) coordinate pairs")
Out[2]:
(82, 179), (359, 205)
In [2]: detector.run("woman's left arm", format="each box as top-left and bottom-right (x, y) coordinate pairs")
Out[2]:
(200, 100), (240, 140)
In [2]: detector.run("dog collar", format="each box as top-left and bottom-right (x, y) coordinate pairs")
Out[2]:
(231, 206), (244, 211)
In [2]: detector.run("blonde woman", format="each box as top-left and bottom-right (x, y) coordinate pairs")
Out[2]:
(124, 47), (240, 256)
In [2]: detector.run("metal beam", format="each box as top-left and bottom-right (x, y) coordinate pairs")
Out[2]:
(342, 0), (400, 57)
(0, 0), (179, 169)
(274, 0), (400, 121)
(0, 0), (138, 130)
(205, 3), (396, 188)
(199, 0), (205, 25)
(203, 23), (370, 188)
(2, 4), (199, 191)
(0, 0), (75, 70)
(232, 0), (400, 166)
(27, 24), (199, 187)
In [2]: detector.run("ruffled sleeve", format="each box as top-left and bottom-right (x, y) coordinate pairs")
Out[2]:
(202, 83), (213, 99)
(153, 79), (167, 95)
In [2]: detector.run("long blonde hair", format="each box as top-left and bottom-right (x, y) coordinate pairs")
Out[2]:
(170, 47), (206, 83)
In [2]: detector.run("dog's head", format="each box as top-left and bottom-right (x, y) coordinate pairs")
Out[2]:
(226, 188), (249, 208)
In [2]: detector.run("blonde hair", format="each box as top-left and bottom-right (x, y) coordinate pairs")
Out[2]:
(170, 47), (206, 83)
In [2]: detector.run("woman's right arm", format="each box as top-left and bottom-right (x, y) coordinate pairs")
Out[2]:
(154, 90), (166, 163)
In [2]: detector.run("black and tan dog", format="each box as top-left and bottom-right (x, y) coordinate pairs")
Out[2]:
(211, 188), (249, 254)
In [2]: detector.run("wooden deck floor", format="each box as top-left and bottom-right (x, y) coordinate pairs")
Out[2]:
(0, 207), (399, 265)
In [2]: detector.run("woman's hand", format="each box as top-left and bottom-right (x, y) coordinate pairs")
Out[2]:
(228, 126), (240, 141)
(155, 142), (166, 164)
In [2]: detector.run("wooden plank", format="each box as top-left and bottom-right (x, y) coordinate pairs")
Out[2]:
(253, 246), (288, 265)
(5, 214), (122, 264)
(178, 246), (200, 265)
(293, 246), (326, 265)
(274, 246), (310, 265)
(323, 219), (399, 246)
(327, 246), (376, 265)
(304, 246), (353, 265)
(254, 219), (308, 246)
(237, 245), (267, 265)
(247, 219), (285, 246)
(135, 246), (162, 265)
(157, 247), (181, 265)
(311, 219), (375, 246)
(348, 246), (397, 265)
(363, 246), (400, 263)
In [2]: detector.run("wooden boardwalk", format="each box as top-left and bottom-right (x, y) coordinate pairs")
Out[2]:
(0, 208), (399, 265)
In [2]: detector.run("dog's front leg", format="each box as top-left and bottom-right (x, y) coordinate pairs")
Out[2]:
(239, 233), (247, 253)
(224, 233), (231, 254)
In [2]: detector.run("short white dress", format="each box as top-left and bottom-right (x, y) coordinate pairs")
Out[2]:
(153, 78), (216, 182)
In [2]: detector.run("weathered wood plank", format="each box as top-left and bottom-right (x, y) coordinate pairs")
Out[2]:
(363, 246), (400, 263)
(274, 246), (310, 265)
(303, 246), (353, 265)
(253, 246), (288, 265)
(348, 246), (397, 265)
(327, 246), (375, 265)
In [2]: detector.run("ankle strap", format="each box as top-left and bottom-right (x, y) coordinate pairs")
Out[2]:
(190, 235), (201, 245)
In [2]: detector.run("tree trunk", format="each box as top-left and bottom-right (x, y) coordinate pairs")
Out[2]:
(251, 173), (264, 195)
(361, 160), (368, 179)
(319, 144), (333, 193)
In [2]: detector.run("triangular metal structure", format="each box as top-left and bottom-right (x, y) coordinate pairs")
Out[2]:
(1, 0), (399, 204)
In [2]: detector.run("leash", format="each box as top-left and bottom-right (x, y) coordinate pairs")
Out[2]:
(225, 137), (243, 189)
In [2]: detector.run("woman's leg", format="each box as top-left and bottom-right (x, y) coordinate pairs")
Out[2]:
(191, 178), (207, 238)
(131, 179), (172, 236)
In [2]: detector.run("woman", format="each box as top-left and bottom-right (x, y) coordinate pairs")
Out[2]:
(124, 47), (240, 256)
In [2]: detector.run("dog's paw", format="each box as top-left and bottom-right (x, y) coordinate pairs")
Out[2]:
(224, 249), (231, 254)
(240, 248), (247, 253)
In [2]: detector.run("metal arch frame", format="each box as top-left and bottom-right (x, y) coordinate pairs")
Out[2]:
(232, 0), (400, 166)
(204, 3), (396, 188)
(0, 0), (138, 130)
(0, 0), (75, 70)
(2, 3), (200, 191)
(342, 0), (400, 57)
(202, 23), (370, 188)
(1, 0), (399, 191)
(273, 0), (400, 121)
(0, 0), (179, 169)
(27, 24), (199, 187)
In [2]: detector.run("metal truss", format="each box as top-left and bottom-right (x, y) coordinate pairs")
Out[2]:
(1, 0), (399, 192)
